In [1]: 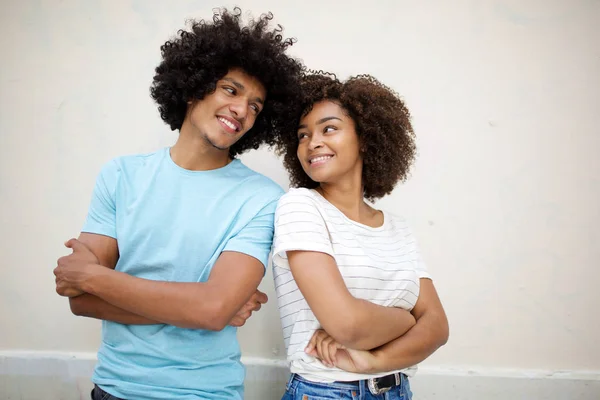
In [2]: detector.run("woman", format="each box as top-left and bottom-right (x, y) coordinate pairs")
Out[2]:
(272, 72), (449, 399)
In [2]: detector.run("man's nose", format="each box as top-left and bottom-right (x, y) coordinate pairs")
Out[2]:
(229, 99), (247, 120)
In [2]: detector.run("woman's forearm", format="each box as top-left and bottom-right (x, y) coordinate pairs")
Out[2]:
(370, 308), (448, 372)
(343, 299), (417, 350)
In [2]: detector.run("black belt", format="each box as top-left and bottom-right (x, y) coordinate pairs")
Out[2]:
(349, 372), (402, 395)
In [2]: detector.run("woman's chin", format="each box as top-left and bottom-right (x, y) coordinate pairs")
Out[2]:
(306, 173), (326, 184)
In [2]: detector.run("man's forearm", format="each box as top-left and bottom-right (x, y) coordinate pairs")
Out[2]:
(342, 299), (416, 350)
(370, 309), (449, 372)
(82, 265), (230, 330)
(69, 294), (160, 325)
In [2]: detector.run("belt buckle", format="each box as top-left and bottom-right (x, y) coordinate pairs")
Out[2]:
(367, 373), (400, 395)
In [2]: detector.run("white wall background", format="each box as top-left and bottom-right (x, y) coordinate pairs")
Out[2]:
(1, 0), (599, 385)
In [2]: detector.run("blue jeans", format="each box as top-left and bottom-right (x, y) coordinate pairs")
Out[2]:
(281, 373), (413, 400)
(90, 385), (123, 400)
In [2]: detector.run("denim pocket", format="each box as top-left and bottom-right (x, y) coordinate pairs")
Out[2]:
(294, 381), (358, 400)
(298, 392), (357, 400)
(397, 377), (413, 400)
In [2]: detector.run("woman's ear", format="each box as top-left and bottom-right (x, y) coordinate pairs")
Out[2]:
(359, 139), (368, 155)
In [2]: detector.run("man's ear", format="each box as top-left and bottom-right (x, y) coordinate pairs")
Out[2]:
(184, 99), (196, 117)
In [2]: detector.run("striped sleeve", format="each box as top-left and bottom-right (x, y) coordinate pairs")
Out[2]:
(413, 242), (431, 280)
(272, 190), (334, 269)
(397, 216), (432, 280)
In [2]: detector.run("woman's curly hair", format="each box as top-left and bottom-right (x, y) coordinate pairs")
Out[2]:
(276, 72), (416, 201)
(150, 7), (303, 157)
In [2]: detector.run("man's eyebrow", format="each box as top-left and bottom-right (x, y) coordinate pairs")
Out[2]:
(222, 77), (244, 90)
(297, 116), (342, 130)
(222, 77), (264, 105)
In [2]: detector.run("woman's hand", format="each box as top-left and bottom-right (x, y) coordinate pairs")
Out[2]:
(305, 329), (344, 367)
(306, 329), (378, 373)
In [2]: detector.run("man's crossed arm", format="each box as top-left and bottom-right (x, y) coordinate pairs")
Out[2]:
(54, 233), (267, 330)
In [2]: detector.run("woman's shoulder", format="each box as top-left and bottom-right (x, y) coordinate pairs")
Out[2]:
(381, 210), (420, 238)
(278, 187), (322, 207)
(382, 209), (407, 224)
(275, 188), (328, 225)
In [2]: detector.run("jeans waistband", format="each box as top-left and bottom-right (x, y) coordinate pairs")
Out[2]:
(286, 372), (407, 391)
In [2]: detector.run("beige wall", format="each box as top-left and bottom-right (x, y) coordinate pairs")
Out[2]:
(1, 0), (598, 373)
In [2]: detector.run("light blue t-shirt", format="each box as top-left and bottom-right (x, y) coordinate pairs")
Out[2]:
(81, 147), (283, 400)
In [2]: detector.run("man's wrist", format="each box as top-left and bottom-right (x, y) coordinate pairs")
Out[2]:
(80, 263), (110, 295)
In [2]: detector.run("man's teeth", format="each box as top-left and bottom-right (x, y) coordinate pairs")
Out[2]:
(310, 156), (333, 164)
(219, 117), (237, 131)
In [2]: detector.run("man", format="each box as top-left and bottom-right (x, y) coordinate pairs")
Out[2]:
(53, 8), (303, 400)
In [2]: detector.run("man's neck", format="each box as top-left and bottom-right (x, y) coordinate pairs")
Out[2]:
(170, 130), (231, 171)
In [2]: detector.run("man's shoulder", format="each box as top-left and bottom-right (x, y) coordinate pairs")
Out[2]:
(109, 149), (164, 170)
(232, 161), (284, 201)
(95, 149), (164, 178)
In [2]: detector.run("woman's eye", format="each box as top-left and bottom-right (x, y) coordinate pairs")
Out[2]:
(297, 133), (307, 140)
(250, 104), (259, 113)
(324, 126), (337, 133)
(223, 86), (235, 94)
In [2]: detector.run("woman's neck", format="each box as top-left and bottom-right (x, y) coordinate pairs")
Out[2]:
(318, 181), (374, 224)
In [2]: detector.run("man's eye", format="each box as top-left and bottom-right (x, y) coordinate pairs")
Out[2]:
(223, 86), (235, 94)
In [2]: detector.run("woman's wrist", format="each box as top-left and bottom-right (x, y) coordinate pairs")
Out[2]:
(369, 349), (389, 373)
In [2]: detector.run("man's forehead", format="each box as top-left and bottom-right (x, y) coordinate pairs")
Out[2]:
(220, 69), (266, 100)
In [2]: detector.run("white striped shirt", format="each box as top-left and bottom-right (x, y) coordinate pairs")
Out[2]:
(272, 188), (431, 382)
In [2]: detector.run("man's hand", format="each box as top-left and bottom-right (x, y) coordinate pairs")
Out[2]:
(306, 329), (377, 373)
(54, 238), (101, 297)
(229, 289), (268, 327)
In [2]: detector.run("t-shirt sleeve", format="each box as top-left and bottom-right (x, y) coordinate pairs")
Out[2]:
(81, 160), (120, 239)
(405, 223), (431, 280)
(223, 195), (280, 270)
(272, 191), (334, 269)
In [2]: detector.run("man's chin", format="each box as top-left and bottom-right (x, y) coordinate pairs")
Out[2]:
(205, 135), (238, 151)
(212, 143), (231, 151)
